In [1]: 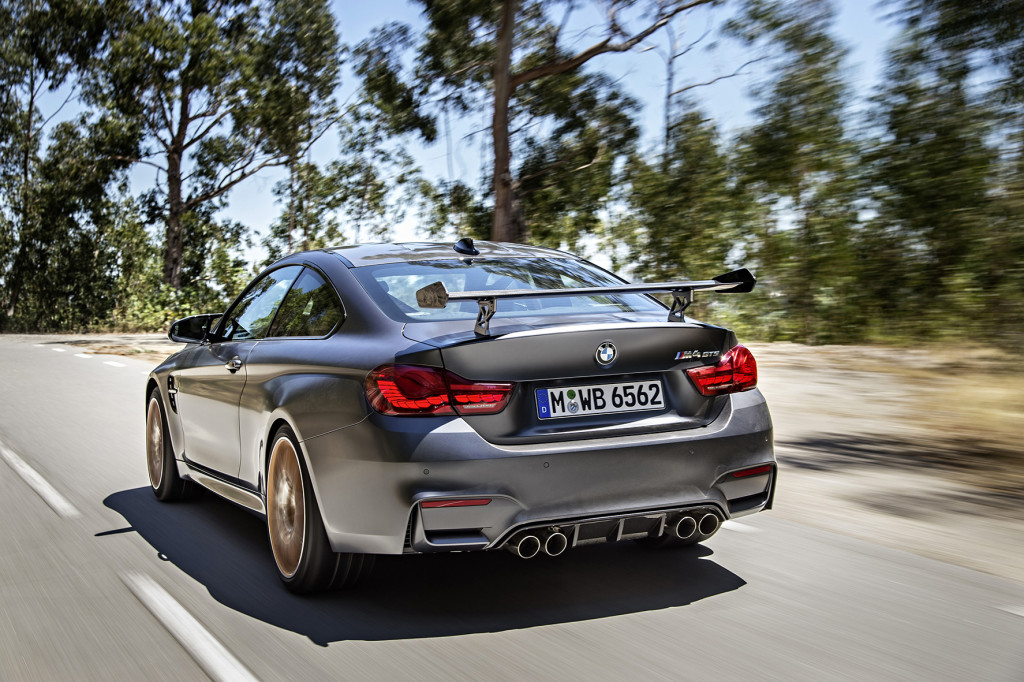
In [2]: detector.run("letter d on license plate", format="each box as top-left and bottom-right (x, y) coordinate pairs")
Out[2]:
(536, 380), (664, 419)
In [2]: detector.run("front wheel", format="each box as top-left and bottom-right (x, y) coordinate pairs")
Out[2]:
(146, 389), (194, 502)
(266, 426), (373, 593)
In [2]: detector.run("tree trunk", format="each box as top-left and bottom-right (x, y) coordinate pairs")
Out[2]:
(3, 59), (38, 326)
(491, 0), (520, 243)
(163, 147), (184, 289)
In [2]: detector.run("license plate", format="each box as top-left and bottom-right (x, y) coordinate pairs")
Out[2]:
(536, 380), (665, 419)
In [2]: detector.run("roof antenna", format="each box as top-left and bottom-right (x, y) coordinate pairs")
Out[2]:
(453, 237), (480, 256)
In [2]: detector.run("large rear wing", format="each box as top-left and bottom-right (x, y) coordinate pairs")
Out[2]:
(415, 268), (756, 336)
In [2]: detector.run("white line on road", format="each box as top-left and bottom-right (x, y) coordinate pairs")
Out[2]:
(141, 371), (150, 376)
(999, 605), (1024, 618)
(721, 520), (760, 534)
(52, 348), (66, 352)
(74, 353), (92, 359)
(122, 572), (259, 682)
(0, 440), (80, 519)
(104, 361), (127, 368)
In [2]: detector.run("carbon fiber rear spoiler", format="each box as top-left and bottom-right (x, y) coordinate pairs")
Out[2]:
(415, 268), (756, 336)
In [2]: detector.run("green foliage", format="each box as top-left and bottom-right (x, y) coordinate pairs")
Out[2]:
(86, 0), (342, 290)
(1, 0), (1022, 345)
(262, 110), (421, 264)
(729, 0), (859, 343)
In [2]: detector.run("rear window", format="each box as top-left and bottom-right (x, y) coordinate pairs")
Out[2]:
(352, 258), (665, 322)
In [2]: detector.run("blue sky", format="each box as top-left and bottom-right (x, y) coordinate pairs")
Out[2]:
(172, 1), (901, 260)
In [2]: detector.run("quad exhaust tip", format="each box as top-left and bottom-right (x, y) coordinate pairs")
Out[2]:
(508, 534), (541, 559)
(544, 531), (568, 557)
(506, 510), (722, 557)
(673, 515), (698, 540)
(698, 512), (720, 536)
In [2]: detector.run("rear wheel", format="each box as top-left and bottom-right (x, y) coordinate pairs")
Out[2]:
(146, 389), (194, 502)
(266, 426), (373, 593)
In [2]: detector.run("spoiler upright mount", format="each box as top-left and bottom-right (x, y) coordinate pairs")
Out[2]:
(415, 268), (756, 336)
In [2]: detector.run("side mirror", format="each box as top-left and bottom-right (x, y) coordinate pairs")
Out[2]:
(168, 314), (222, 344)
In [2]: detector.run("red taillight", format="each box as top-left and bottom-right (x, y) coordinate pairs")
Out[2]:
(365, 365), (514, 416)
(686, 345), (757, 396)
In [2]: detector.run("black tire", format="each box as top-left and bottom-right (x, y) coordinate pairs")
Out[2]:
(146, 388), (195, 502)
(266, 426), (373, 593)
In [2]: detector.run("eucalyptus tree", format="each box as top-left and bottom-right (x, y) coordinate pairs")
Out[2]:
(359, 0), (718, 243)
(865, 34), (996, 336)
(261, 111), (420, 263)
(730, 0), (857, 342)
(87, 0), (342, 292)
(0, 0), (109, 328)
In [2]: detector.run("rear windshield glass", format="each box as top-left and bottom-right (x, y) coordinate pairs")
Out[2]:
(352, 258), (665, 322)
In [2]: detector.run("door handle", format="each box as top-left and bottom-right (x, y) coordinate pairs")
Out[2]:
(225, 357), (243, 373)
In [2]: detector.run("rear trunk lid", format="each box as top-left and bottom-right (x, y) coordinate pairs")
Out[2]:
(403, 316), (736, 445)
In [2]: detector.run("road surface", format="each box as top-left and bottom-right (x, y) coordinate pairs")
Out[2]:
(0, 335), (1021, 680)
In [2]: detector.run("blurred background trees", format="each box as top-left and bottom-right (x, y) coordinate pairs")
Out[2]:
(0, 0), (1020, 344)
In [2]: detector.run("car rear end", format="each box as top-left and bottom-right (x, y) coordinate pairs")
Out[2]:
(306, 247), (775, 556)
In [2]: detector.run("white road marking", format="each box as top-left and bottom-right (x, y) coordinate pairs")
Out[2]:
(141, 371), (150, 376)
(74, 353), (91, 359)
(104, 361), (127, 368)
(999, 605), (1024, 618)
(721, 520), (759, 533)
(52, 348), (66, 352)
(121, 573), (259, 682)
(0, 440), (81, 519)
(33, 344), (46, 347)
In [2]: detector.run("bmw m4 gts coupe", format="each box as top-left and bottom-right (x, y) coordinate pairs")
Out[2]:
(145, 239), (775, 593)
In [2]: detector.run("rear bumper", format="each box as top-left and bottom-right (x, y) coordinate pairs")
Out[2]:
(301, 389), (774, 555)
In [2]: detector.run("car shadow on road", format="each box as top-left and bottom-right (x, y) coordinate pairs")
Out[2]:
(103, 487), (746, 646)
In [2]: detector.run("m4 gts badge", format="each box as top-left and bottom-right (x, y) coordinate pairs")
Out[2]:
(675, 349), (720, 361)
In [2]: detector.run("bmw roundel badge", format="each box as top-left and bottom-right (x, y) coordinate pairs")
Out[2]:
(595, 342), (617, 367)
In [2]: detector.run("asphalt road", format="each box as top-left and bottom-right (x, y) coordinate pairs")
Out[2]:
(0, 335), (1022, 681)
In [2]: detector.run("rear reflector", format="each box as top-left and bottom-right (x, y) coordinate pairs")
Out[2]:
(366, 364), (514, 416)
(421, 498), (492, 508)
(732, 464), (772, 478)
(686, 344), (757, 396)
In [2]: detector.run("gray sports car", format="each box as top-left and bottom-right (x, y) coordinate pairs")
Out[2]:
(146, 239), (775, 593)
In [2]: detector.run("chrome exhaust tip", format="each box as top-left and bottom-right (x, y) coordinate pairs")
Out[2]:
(507, 534), (541, 559)
(698, 512), (720, 536)
(544, 531), (568, 557)
(673, 515), (698, 540)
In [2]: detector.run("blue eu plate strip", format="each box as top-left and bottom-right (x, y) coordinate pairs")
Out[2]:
(536, 389), (551, 419)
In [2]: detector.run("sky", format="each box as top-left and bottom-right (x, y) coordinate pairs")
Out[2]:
(147, 0), (902, 266)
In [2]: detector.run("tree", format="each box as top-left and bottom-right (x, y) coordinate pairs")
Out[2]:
(731, 0), (858, 342)
(87, 0), (342, 291)
(261, 111), (420, 263)
(613, 103), (733, 291)
(362, 0), (717, 243)
(864, 33), (996, 337)
(899, 0), (1024, 102)
(0, 0), (118, 329)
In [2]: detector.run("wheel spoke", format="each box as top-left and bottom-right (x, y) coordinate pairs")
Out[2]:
(268, 437), (305, 578)
(146, 398), (164, 489)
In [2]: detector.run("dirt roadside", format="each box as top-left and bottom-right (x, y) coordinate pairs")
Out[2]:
(13, 334), (1024, 583)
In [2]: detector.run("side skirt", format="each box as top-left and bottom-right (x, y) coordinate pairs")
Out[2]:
(183, 460), (266, 515)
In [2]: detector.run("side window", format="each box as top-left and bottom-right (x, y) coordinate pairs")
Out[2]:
(220, 266), (303, 341)
(268, 268), (344, 337)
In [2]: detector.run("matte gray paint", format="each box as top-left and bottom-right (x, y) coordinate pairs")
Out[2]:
(149, 245), (776, 556)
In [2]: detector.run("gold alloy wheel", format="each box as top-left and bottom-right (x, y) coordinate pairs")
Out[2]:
(146, 397), (164, 489)
(267, 436), (305, 579)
